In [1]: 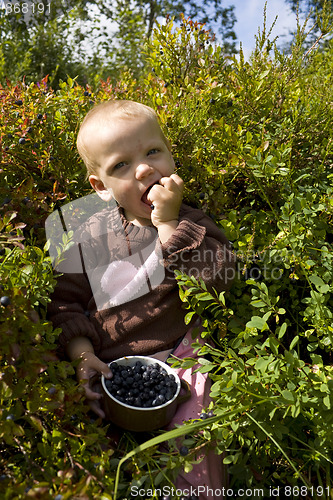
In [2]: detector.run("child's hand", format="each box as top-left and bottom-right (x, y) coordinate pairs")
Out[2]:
(77, 351), (112, 419)
(148, 173), (184, 228)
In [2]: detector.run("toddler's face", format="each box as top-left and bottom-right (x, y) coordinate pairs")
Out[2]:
(87, 115), (175, 225)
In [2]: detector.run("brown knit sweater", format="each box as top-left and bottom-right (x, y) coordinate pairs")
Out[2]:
(47, 203), (235, 362)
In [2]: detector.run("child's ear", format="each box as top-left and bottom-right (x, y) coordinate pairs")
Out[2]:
(89, 175), (113, 202)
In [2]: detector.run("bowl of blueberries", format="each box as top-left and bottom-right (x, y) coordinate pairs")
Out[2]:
(101, 356), (191, 432)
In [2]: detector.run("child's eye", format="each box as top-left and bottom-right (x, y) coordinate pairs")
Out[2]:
(147, 149), (159, 156)
(113, 161), (127, 170)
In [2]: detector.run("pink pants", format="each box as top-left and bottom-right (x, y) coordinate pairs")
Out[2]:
(164, 329), (227, 499)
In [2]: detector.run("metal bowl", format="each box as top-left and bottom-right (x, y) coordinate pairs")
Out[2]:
(101, 355), (191, 432)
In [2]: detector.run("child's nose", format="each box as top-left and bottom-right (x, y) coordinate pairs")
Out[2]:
(135, 163), (154, 180)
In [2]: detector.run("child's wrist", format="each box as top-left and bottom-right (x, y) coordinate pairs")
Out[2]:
(66, 336), (94, 361)
(156, 220), (178, 244)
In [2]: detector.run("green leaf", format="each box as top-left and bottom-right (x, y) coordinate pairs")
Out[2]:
(269, 337), (280, 355)
(323, 395), (331, 409)
(282, 390), (295, 402)
(180, 358), (197, 369)
(289, 336), (299, 350)
(255, 356), (271, 373)
(184, 311), (195, 325)
(196, 363), (216, 373)
(246, 316), (268, 330)
(251, 299), (266, 308)
(277, 322), (287, 339)
(309, 274), (330, 293)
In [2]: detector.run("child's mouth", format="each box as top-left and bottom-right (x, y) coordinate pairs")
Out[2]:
(141, 181), (160, 206)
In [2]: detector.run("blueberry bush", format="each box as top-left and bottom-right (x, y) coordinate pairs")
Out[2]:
(1, 12), (333, 500)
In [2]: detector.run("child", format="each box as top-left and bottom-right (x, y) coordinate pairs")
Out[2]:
(47, 100), (235, 498)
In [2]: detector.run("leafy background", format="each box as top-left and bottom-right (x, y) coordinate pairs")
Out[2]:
(1, 1), (333, 499)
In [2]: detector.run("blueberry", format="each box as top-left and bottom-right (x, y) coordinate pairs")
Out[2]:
(15, 99), (23, 106)
(18, 138), (26, 145)
(0, 296), (11, 307)
(199, 412), (208, 419)
(37, 113), (43, 119)
(1, 197), (11, 206)
(166, 390), (174, 400)
(107, 361), (177, 408)
(179, 445), (189, 456)
(134, 361), (142, 372)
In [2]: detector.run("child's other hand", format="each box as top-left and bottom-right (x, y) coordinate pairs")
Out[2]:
(148, 173), (183, 227)
(77, 351), (112, 419)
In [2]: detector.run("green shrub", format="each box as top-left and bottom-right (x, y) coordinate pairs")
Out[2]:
(0, 13), (332, 499)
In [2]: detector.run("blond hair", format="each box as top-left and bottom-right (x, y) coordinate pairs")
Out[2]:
(77, 100), (169, 176)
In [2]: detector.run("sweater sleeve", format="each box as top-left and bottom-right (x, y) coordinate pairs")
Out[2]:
(162, 206), (235, 293)
(47, 270), (102, 358)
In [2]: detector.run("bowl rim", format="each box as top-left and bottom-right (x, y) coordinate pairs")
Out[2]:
(101, 355), (181, 411)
